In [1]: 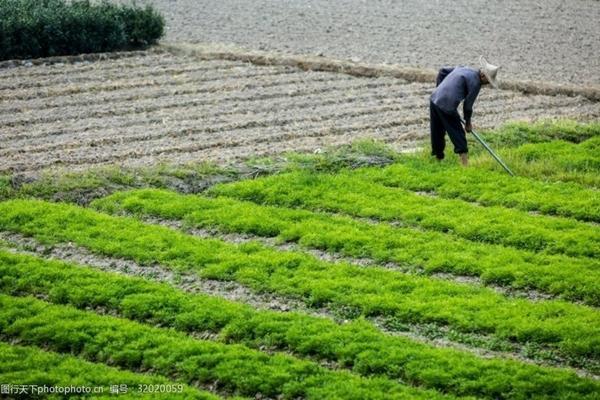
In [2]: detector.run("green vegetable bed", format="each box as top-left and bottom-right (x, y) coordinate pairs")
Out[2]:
(0, 120), (598, 399)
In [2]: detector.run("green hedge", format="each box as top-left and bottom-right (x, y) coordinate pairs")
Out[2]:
(0, 0), (164, 60)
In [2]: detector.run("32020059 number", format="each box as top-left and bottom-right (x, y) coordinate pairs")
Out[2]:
(138, 384), (184, 393)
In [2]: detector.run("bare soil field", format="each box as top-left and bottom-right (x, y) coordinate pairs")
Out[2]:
(1, 48), (599, 176)
(125, 0), (600, 86)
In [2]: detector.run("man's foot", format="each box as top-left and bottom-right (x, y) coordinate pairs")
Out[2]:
(459, 153), (469, 166)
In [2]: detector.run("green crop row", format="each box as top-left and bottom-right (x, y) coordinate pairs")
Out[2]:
(1, 249), (597, 399)
(470, 136), (600, 188)
(473, 120), (600, 147)
(209, 170), (599, 259)
(0, 160), (240, 205)
(0, 200), (598, 361)
(511, 137), (599, 172)
(93, 189), (600, 305)
(0, 294), (453, 400)
(432, 120), (600, 186)
(350, 154), (599, 222)
(0, 342), (221, 399)
(0, 0), (164, 60)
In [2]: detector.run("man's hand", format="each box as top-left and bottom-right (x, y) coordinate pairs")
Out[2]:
(465, 122), (472, 132)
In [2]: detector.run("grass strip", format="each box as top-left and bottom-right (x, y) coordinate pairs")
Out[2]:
(1, 249), (598, 399)
(0, 199), (598, 361)
(0, 161), (239, 204)
(352, 154), (599, 222)
(0, 140), (396, 204)
(209, 170), (599, 259)
(470, 136), (600, 188)
(93, 189), (600, 305)
(0, 294), (453, 400)
(0, 342), (220, 399)
(474, 120), (600, 147)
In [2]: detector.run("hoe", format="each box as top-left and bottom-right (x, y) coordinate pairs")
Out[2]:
(461, 120), (515, 176)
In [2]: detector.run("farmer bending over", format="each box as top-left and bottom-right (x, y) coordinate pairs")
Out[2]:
(430, 56), (499, 166)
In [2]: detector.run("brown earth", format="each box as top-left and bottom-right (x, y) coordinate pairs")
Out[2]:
(116, 0), (600, 86)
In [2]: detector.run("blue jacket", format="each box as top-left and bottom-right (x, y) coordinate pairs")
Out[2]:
(430, 66), (481, 124)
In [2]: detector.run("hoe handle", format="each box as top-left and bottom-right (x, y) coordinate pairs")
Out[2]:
(461, 120), (515, 176)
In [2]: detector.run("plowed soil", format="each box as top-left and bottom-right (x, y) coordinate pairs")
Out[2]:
(1, 50), (599, 175)
(127, 0), (600, 86)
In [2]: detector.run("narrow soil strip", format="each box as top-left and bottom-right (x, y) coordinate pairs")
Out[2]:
(1, 101), (427, 156)
(0, 66), (301, 103)
(0, 56), (241, 81)
(163, 42), (600, 101)
(0, 48), (164, 71)
(0, 231), (317, 316)
(0, 60), (247, 91)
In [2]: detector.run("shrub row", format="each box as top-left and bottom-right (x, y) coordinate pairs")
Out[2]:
(0, 199), (598, 360)
(93, 189), (600, 305)
(0, 0), (164, 60)
(0, 342), (218, 399)
(209, 171), (599, 259)
(1, 250), (597, 399)
(0, 294), (450, 400)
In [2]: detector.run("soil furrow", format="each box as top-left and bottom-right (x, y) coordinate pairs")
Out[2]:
(0, 60), (250, 91)
(0, 106), (427, 162)
(0, 73), (402, 118)
(1, 86), (572, 152)
(0, 94), (426, 154)
(139, 99), (600, 168)
(4, 96), (597, 174)
(0, 49), (166, 77)
(40, 95), (597, 174)
(0, 73), (354, 118)
(4, 127), (419, 176)
(0, 65), (301, 103)
(372, 316), (599, 379)
(0, 56), (241, 86)
(3, 84), (521, 135)
(0, 79), (408, 133)
(0, 113), (427, 172)
(151, 129), (411, 171)
(0, 81), (413, 142)
(1, 93), (586, 159)
(0, 55), (214, 74)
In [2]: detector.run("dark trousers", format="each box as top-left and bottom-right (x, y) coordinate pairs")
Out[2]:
(429, 101), (468, 159)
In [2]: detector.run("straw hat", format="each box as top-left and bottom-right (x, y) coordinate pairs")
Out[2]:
(479, 56), (500, 88)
